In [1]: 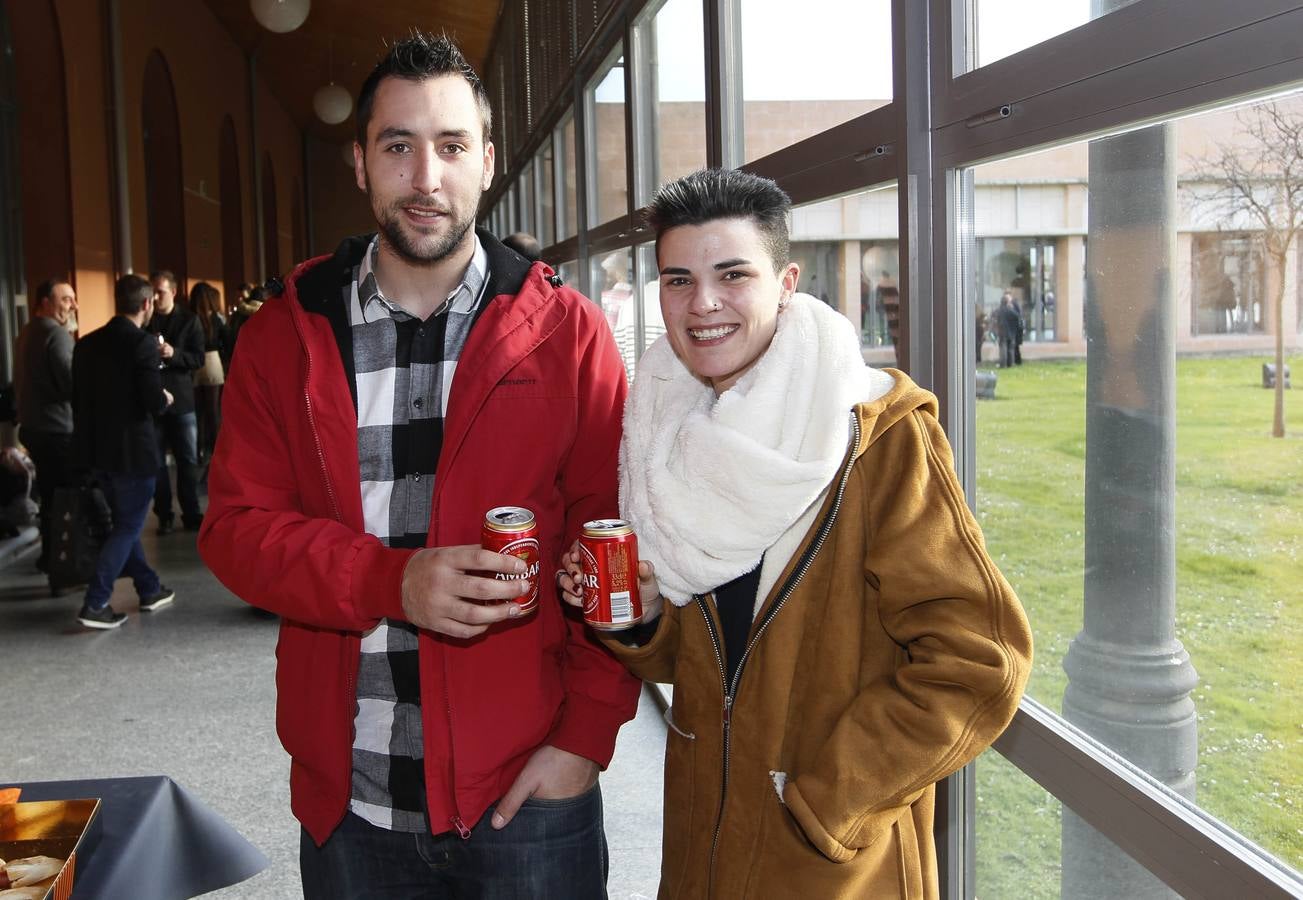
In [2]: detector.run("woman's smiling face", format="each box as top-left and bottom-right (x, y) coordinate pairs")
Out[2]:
(656, 217), (799, 395)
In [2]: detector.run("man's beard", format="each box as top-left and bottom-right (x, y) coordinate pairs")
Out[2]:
(374, 195), (477, 265)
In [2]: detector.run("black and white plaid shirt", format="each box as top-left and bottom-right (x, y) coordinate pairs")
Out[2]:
(349, 235), (489, 832)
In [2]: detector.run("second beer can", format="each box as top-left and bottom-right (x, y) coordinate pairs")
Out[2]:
(579, 519), (642, 630)
(481, 506), (541, 615)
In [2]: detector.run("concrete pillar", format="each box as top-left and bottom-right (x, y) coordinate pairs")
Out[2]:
(1061, 120), (1199, 900)
(841, 239), (862, 336)
(1059, 235), (1087, 350)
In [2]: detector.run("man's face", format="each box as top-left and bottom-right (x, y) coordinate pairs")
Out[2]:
(657, 217), (799, 395)
(152, 277), (176, 313)
(43, 283), (76, 326)
(355, 75), (494, 266)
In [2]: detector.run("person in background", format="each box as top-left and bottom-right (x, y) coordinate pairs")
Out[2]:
(996, 292), (1021, 369)
(12, 278), (76, 581)
(72, 275), (176, 629)
(146, 270), (205, 533)
(561, 168), (1032, 898)
(227, 284), (266, 358)
(189, 282), (230, 462)
(501, 231), (541, 262)
(198, 31), (639, 899)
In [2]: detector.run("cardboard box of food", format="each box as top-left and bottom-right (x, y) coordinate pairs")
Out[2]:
(0, 798), (102, 900)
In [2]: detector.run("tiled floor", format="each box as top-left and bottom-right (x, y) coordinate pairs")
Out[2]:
(0, 527), (665, 898)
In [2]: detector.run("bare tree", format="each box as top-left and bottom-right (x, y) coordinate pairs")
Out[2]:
(1188, 101), (1303, 438)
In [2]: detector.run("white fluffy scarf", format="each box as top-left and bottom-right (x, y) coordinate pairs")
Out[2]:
(619, 293), (894, 605)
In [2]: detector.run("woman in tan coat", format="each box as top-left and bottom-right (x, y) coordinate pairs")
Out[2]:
(561, 168), (1032, 899)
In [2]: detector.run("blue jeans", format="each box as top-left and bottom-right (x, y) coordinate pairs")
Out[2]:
(154, 411), (201, 524)
(85, 471), (162, 608)
(300, 783), (608, 899)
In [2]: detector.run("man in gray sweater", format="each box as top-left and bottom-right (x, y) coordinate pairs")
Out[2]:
(13, 278), (76, 579)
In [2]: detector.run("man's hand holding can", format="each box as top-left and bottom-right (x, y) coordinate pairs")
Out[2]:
(400, 545), (533, 639)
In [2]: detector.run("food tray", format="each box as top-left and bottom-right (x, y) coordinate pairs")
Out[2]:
(0, 799), (101, 900)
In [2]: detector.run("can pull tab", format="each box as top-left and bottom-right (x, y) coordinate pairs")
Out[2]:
(451, 815), (472, 840)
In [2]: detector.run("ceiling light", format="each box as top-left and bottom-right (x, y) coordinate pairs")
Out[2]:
(250, 0), (310, 34)
(313, 83), (352, 125)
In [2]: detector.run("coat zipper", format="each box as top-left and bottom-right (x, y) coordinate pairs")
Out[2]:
(704, 414), (862, 894)
(290, 301), (355, 805)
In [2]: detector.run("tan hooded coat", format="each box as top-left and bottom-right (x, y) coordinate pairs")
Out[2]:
(605, 373), (1032, 899)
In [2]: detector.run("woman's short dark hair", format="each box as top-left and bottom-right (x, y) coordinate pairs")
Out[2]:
(115, 274), (153, 315)
(644, 169), (792, 273)
(355, 31), (492, 149)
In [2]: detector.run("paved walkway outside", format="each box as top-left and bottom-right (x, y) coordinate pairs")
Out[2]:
(0, 527), (665, 898)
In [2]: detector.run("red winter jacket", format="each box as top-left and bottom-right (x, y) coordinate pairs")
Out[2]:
(198, 231), (641, 844)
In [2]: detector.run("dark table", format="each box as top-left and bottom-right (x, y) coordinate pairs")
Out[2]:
(16, 776), (268, 900)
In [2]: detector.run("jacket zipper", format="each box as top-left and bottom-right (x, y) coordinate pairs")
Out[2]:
(704, 414), (862, 894)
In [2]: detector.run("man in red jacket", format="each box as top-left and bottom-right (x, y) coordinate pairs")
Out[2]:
(198, 31), (639, 898)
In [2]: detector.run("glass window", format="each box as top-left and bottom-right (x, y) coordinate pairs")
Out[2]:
(588, 47), (629, 226)
(591, 246), (635, 381)
(535, 139), (555, 248)
(556, 259), (579, 290)
(557, 113), (579, 240)
(963, 93), (1303, 891)
(790, 185), (899, 367)
(1190, 233), (1265, 336)
(740, 0), (892, 164)
(968, 0), (1143, 71)
(634, 0), (707, 200)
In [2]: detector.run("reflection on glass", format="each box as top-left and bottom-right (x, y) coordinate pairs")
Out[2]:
(740, 0), (891, 163)
(557, 260), (579, 291)
(790, 186), (898, 367)
(966, 93), (1303, 887)
(558, 113), (579, 240)
(591, 247), (635, 382)
(536, 140), (555, 248)
(971, 0), (1142, 70)
(636, 243), (667, 360)
(636, 0), (707, 195)
(975, 749), (1063, 898)
(589, 49), (628, 226)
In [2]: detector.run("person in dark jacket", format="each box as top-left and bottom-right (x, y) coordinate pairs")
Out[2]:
(13, 277), (76, 577)
(188, 281), (231, 461)
(146, 269), (205, 532)
(71, 275), (176, 629)
(996, 293), (1022, 368)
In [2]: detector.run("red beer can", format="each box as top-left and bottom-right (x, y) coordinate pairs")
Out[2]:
(481, 506), (541, 616)
(579, 519), (643, 630)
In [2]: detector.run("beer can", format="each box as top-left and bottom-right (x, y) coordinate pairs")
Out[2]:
(579, 519), (642, 630)
(481, 506), (541, 615)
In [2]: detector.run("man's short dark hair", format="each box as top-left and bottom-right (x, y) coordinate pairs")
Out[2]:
(645, 168), (792, 274)
(502, 232), (542, 262)
(150, 270), (176, 291)
(115, 274), (153, 315)
(35, 277), (72, 304)
(356, 31), (492, 149)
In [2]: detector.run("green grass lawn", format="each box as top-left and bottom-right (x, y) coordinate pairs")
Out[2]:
(971, 355), (1303, 898)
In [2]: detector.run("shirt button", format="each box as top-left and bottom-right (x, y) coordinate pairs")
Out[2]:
(413, 397), (423, 409)
(416, 327), (425, 337)
(412, 473), (421, 483)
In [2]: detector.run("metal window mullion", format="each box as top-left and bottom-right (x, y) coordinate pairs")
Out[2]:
(932, 5), (1303, 172)
(936, 0), (1303, 129)
(703, 0), (743, 169)
(574, 72), (592, 298)
(996, 700), (1303, 899)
